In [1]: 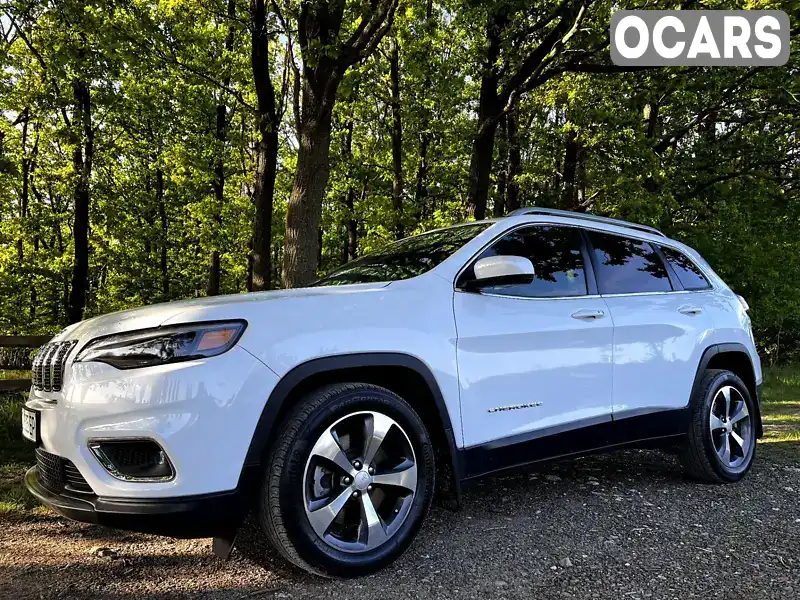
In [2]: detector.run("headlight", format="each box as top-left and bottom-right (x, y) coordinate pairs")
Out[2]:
(75, 321), (246, 370)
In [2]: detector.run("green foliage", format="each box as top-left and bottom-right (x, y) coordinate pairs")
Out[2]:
(0, 0), (798, 359)
(761, 363), (800, 445)
(0, 392), (39, 514)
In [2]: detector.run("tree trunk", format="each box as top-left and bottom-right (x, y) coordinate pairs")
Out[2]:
(506, 108), (521, 211)
(18, 109), (30, 264)
(67, 79), (93, 324)
(247, 249), (254, 292)
(283, 102), (335, 288)
(341, 112), (357, 263)
(561, 129), (579, 210)
(412, 0), (434, 224)
(465, 9), (506, 220)
(576, 145), (587, 210)
(156, 167), (168, 298)
(413, 133), (430, 220)
(493, 116), (507, 218)
(645, 102), (659, 139)
(389, 37), (404, 238)
(250, 0), (279, 291)
(208, 0), (236, 296)
(346, 186), (358, 261)
(208, 96), (224, 297)
(251, 131), (278, 290)
(466, 123), (499, 220)
(272, 240), (280, 284)
(282, 0), (396, 287)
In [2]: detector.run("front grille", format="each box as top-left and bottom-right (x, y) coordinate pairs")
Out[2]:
(63, 462), (94, 494)
(36, 447), (63, 491)
(31, 341), (77, 392)
(36, 448), (94, 495)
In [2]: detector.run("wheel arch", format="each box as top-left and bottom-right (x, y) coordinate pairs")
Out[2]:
(692, 343), (763, 437)
(241, 352), (463, 507)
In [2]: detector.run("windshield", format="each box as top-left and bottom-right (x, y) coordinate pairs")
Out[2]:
(313, 223), (492, 286)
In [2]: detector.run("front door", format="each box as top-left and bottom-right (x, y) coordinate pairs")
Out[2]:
(454, 225), (614, 461)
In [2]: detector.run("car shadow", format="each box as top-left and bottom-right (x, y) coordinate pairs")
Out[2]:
(1, 443), (798, 600)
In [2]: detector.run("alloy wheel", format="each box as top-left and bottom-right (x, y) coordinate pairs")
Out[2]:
(709, 385), (753, 470)
(302, 410), (418, 553)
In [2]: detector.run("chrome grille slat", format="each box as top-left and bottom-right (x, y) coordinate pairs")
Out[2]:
(52, 341), (76, 390)
(42, 344), (56, 392)
(31, 341), (76, 392)
(31, 348), (42, 388)
(38, 344), (51, 391)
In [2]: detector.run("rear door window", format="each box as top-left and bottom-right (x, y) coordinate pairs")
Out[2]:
(661, 246), (711, 290)
(587, 231), (672, 295)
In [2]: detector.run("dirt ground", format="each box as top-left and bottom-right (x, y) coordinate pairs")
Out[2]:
(1, 441), (798, 600)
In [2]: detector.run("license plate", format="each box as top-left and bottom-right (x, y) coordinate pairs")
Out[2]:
(21, 408), (39, 443)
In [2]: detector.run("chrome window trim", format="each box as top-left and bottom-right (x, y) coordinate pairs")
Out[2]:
(600, 288), (715, 299)
(600, 290), (688, 298)
(455, 289), (602, 301)
(454, 220), (718, 297)
(456, 288), (716, 302)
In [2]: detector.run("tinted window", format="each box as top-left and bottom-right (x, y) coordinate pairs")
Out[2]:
(588, 231), (672, 294)
(468, 226), (588, 297)
(314, 223), (490, 286)
(661, 246), (711, 290)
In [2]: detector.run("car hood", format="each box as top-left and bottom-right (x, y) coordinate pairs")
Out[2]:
(54, 282), (391, 343)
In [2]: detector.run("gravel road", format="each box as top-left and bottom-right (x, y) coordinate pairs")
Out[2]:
(1, 443), (798, 600)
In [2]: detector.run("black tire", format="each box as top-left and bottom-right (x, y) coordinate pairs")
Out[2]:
(258, 383), (435, 578)
(679, 369), (757, 483)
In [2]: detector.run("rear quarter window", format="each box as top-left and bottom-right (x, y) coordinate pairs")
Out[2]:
(661, 246), (712, 290)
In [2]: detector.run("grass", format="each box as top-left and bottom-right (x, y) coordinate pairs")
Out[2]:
(0, 365), (798, 518)
(0, 391), (39, 514)
(760, 364), (800, 444)
(0, 369), (30, 380)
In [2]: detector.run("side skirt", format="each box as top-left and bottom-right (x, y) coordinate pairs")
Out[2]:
(460, 409), (690, 481)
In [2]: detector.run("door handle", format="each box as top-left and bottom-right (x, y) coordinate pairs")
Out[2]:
(571, 309), (605, 320)
(679, 305), (703, 316)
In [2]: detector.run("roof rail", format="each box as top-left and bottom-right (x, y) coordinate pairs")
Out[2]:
(507, 207), (666, 238)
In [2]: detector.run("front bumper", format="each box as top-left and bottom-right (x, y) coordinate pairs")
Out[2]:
(25, 465), (257, 537)
(30, 345), (279, 499)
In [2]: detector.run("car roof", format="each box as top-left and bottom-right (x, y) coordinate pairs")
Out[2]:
(429, 209), (670, 245)
(505, 207), (665, 238)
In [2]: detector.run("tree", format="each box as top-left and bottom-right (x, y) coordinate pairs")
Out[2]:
(389, 35), (404, 239)
(0, 0), (797, 361)
(282, 0), (398, 288)
(463, 0), (613, 219)
(249, 0), (281, 291)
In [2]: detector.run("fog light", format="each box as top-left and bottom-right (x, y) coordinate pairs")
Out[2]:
(89, 439), (175, 481)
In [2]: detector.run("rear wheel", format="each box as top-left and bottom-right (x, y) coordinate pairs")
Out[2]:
(680, 369), (756, 483)
(258, 383), (435, 577)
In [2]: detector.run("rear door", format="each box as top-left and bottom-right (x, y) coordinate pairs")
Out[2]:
(585, 230), (715, 421)
(454, 225), (614, 450)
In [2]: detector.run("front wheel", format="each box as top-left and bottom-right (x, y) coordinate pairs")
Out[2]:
(258, 383), (435, 577)
(680, 369), (757, 483)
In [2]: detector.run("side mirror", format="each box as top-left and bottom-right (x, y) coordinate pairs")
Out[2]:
(466, 255), (535, 291)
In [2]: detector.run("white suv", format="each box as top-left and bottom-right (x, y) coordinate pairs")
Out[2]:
(24, 208), (762, 577)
